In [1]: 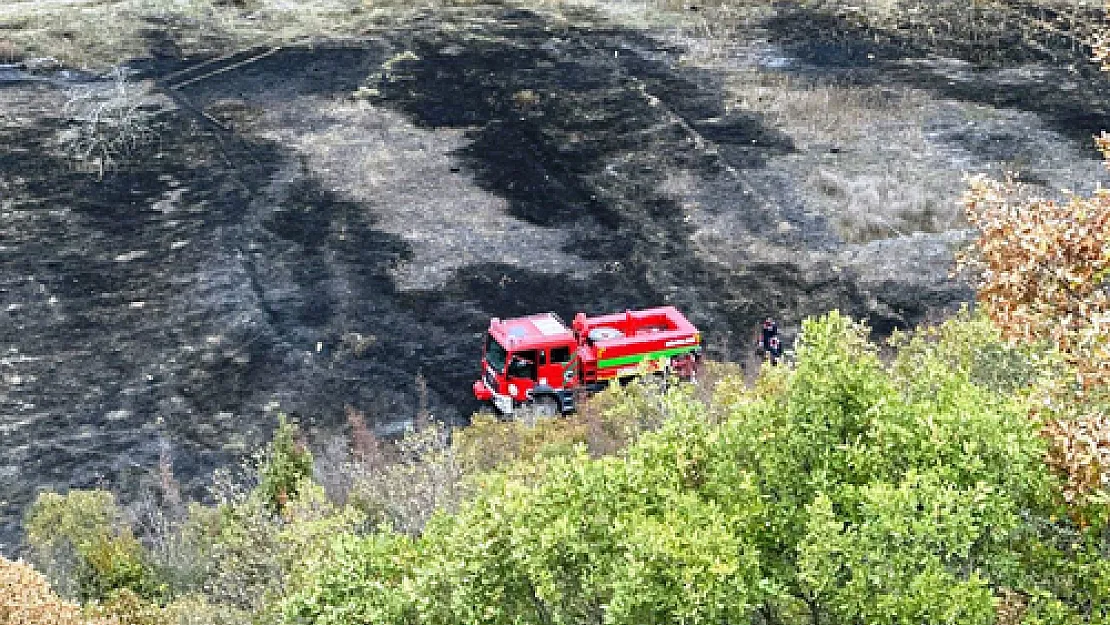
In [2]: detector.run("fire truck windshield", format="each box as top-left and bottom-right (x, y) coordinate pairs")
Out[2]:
(484, 334), (509, 373)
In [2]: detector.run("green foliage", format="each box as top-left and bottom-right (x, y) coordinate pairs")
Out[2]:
(78, 533), (163, 604)
(282, 311), (1110, 625)
(257, 414), (314, 513)
(23, 314), (1110, 625)
(283, 532), (419, 625)
(287, 440), (768, 625)
(25, 490), (118, 552)
(888, 307), (1062, 397)
(25, 490), (164, 603)
(173, 476), (367, 623)
(181, 495), (284, 612)
(452, 413), (590, 473)
(798, 479), (999, 625)
(721, 313), (1088, 622)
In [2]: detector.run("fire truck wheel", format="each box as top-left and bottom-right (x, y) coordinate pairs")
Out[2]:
(533, 396), (559, 418)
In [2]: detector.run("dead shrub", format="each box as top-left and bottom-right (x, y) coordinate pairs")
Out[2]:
(512, 89), (541, 109)
(59, 68), (160, 179)
(344, 421), (463, 535)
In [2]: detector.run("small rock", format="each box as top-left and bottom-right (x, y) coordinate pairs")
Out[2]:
(114, 250), (148, 262)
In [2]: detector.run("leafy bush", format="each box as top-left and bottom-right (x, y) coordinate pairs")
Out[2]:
(19, 316), (1110, 625)
(960, 174), (1110, 393)
(958, 56), (1110, 508)
(25, 489), (164, 603)
(331, 384), (666, 536)
(283, 312), (1109, 625)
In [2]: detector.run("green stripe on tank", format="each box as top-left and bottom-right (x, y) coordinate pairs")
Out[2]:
(597, 345), (698, 369)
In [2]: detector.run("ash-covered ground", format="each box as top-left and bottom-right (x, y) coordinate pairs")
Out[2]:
(2, 1), (1109, 549)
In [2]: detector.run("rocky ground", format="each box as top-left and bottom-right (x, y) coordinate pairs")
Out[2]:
(1, 0), (1108, 549)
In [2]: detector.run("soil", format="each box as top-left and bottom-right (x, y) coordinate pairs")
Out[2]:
(2, 0), (1108, 550)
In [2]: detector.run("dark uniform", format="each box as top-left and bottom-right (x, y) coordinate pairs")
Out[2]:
(757, 318), (782, 365)
(767, 336), (783, 365)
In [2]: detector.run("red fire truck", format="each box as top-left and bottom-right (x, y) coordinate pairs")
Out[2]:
(473, 306), (701, 417)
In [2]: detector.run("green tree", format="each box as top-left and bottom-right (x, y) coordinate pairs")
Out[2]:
(256, 414), (314, 513)
(285, 312), (1110, 625)
(25, 490), (163, 603)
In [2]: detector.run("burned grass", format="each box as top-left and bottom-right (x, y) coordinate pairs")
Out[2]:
(0, 5), (889, 549)
(0, 0), (396, 69)
(765, 0), (1110, 148)
(7, 0), (1107, 549)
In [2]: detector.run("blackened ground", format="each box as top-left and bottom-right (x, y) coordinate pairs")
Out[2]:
(6, 1), (1108, 549)
(765, 2), (1110, 151)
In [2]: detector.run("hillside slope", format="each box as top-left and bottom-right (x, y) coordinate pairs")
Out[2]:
(1, 0), (1108, 548)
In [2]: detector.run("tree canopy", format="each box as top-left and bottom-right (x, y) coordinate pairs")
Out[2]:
(282, 313), (1109, 625)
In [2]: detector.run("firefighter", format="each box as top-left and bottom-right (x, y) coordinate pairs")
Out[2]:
(756, 317), (777, 354)
(755, 317), (783, 365)
(767, 335), (783, 365)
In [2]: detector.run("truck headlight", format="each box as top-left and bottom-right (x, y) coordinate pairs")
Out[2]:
(508, 383), (518, 396)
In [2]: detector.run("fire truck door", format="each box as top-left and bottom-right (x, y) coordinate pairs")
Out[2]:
(507, 350), (538, 397)
(537, 346), (573, 388)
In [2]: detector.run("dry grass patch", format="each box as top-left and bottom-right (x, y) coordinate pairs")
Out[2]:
(725, 71), (930, 149)
(808, 162), (964, 242)
(722, 71), (964, 241)
(0, 0), (391, 69)
(803, 0), (1106, 66)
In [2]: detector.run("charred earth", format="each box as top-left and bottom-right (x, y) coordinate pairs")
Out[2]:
(2, 0), (1108, 549)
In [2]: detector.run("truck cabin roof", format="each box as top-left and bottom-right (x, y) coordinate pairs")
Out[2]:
(488, 313), (575, 350)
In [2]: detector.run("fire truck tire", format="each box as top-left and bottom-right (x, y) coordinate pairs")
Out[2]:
(533, 396), (559, 418)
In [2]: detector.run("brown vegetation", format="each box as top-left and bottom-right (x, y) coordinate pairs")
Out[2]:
(956, 0), (1110, 506)
(0, 555), (104, 625)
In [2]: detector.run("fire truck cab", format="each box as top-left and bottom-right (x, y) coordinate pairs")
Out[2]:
(473, 306), (701, 417)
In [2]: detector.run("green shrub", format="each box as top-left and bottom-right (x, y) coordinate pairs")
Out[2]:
(283, 312), (1110, 625)
(256, 414), (314, 513)
(25, 490), (120, 557)
(78, 533), (163, 604)
(25, 490), (163, 603)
